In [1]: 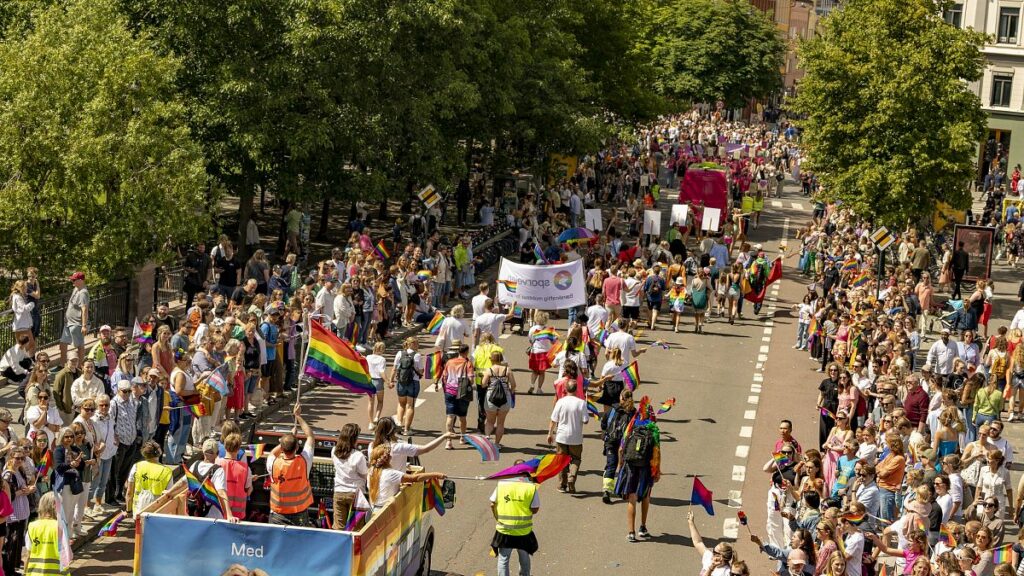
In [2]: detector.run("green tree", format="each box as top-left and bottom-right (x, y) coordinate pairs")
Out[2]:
(791, 0), (987, 224)
(647, 0), (784, 108)
(0, 0), (210, 281)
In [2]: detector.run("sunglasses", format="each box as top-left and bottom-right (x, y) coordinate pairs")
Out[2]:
(781, 450), (794, 455)
(83, 408), (95, 412)
(37, 395), (49, 399)
(98, 403), (110, 407)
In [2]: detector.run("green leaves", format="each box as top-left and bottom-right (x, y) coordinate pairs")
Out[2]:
(792, 0), (987, 225)
(648, 0), (785, 108)
(0, 0), (210, 281)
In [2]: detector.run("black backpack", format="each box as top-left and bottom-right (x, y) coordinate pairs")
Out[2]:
(603, 408), (632, 448)
(396, 352), (416, 386)
(186, 462), (221, 517)
(623, 426), (654, 466)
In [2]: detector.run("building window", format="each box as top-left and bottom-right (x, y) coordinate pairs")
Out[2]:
(992, 74), (1013, 107)
(999, 6), (1020, 44)
(944, 3), (963, 28)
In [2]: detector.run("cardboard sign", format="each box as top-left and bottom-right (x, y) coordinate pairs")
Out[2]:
(643, 210), (661, 235)
(670, 204), (689, 226)
(640, 174), (650, 188)
(584, 208), (602, 231)
(701, 207), (721, 231)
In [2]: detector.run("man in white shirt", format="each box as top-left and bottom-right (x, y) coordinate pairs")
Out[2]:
(604, 322), (648, 365)
(71, 359), (106, 409)
(471, 283), (491, 319)
(546, 379), (589, 493)
(314, 277), (337, 328)
(474, 299), (512, 341)
(586, 295), (609, 336)
(191, 438), (235, 520)
(1010, 305), (1024, 331)
(925, 328), (960, 377)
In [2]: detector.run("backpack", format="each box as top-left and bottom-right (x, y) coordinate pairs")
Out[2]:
(186, 461), (221, 517)
(603, 408), (632, 448)
(623, 426), (654, 466)
(396, 352), (416, 386)
(486, 369), (508, 408)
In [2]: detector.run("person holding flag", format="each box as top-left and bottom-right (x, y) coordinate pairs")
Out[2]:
(266, 402), (316, 525)
(687, 509), (737, 576)
(489, 464), (540, 576)
(615, 395), (660, 542)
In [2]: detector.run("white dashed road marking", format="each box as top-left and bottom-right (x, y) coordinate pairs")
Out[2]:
(771, 200), (783, 208)
(735, 445), (750, 458)
(739, 426), (753, 438)
(791, 202), (804, 210)
(732, 465), (746, 482)
(744, 410), (757, 420)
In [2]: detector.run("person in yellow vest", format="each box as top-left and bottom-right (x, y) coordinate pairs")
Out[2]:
(24, 491), (65, 576)
(266, 402), (314, 525)
(489, 469), (540, 576)
(125, 441), (172, 517)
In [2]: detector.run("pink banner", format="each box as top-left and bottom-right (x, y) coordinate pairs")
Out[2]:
(679, 169), (728, 212)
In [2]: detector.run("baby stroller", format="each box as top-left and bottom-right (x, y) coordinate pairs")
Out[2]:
(938, 298), (967, 332)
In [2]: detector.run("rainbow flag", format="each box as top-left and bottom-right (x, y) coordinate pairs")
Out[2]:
(841, 258), (859, 273)
(939, 524), (956, 547)
(422, 478), (446, 516)
(691, 477), (715, 516)
(657, 398), (676, 415)
(593, 322), (608, 346)
(98, 511), (126, 537)
(373, 239), (390, 260)
(851, 271), (870, 288)
(426, 311), (445, 335)
(244, 444), (266, 460)
(486, 453), (571, 483)
(619, 396), (651, 450)
(579, 327), (591, 349)
(463, 434), (500, 462)
(586, 400), (601, 417)
(317, 499), (331, 529)
(533, 244), (547, 264)
(345, 321), (360, 345)
(840, 511), (866, 525)
(771, 451), (793, 467)
(188, 403), (209, 417)
(36, 450), (53, 479)
(181, 463), (223, 515)
(498, 279), (518, 294)
(133, 319), (155, 344)
(808, 316), (821, 336)
(531, 327), (558, 342)
(546, 340), (564, 363)
(304, 320), (375, 395)
(417, 270), (433, 281)
(819, 406), (836, 420)
(345, 510), (366, 531)
(621, 361), (640, 391)
(423, 351), (442, 380)
(993, 544), (1013, 564)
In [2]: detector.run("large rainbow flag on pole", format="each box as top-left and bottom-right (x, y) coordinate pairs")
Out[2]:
(304, 320), (375, 395)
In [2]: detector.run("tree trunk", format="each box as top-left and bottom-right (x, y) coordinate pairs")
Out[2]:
(276, 198), (289, 256)
(317, 197), (331, 241)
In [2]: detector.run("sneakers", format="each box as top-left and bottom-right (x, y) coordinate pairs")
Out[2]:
(602, 491), (612, 504)
(638, 525), (651, 539)
(567, 483), (576, 494)
(627, 532), (638, 543)
(558, 484), (568, 493)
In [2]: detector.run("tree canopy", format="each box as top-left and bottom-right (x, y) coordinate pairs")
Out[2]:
(791, 0), (987, 225)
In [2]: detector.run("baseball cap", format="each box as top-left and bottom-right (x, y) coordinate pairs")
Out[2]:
(99, 324), (112, 332)
(69, 271), (85, 282)
(941, 327), (951, 335)
(117, 380), (132, 391)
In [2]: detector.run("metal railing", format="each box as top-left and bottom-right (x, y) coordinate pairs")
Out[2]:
(154, 265), (185, 310)
(0, 280), (132, 352)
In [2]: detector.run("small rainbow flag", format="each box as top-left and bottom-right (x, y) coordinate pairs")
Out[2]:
(546, 340), (564, 363)
(819, 406), (836, 420)
(498, 279), (518, 294)
(133, 319), (155, 344)
(422, 478), (446, 516)
(98, 511), (126, 537)
(621, 361), (640, 391)
(840, 511), (866, 525)
(586, 400), (601, 417)
(486, 453), (571, 483)
(317, 499), (331, 529)
(533, 245), (547, 265)
(463, 434), (500, 462)
(579, 328), (591, 349)
(244, 444), (266, 460)
(345, 510), (366, 531)
(841, 258), (859, 273)
(345, 321), (360, 345)
(771, 451), (793, 467)
(939, 524), (956, 547)
(593, 322), (608, 346)
(657, 398), (676, 415)
(188, 403), (209, 417)
(993, 544), (1013, 564)
(373, 239), (390, 260)
(423, 351), (442, 381)
(417, 270), (433, 281)
(426, 311), (445, 335)
(851, 271), (870, 288)
(36, 450), (53, 479)
(808, 316), (821, 336)
(531, 327), (558, 342)
(182, 463), (223, 515)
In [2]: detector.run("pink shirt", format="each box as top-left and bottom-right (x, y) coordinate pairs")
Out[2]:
(603, 276), (624, 306)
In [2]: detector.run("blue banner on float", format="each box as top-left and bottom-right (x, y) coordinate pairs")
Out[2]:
(139, 514), (352, 576)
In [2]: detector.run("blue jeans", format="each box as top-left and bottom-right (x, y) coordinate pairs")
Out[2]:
(245, 373), (260, 395)
(879, 487), (898, 522)
(796, 322), (809, 349)
(166, 411), (193, 465)
(91, 458), (113, 501)
(975, 412), (997, 429)
(962, 407), (977, 444)
(496, 547), (531, 576)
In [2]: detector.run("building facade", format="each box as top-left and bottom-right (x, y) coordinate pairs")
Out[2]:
(954, 1), (1024, 183)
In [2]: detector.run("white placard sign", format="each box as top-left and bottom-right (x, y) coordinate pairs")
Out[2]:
(701, 207), (721, 231)
(640, 174), (650, 188)
(643, 210), (661, 235)
(496, 258), (587, 310)
(584, 208), (602, 231)
(670, 204), (689, 226)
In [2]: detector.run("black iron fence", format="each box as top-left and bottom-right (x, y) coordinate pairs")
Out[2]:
(0, 280), (133, 353)
(154, 265), (185, 310)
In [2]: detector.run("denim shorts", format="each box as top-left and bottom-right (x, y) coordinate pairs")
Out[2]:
(396, 380), (420, 398)
(444, 394), (470, 417)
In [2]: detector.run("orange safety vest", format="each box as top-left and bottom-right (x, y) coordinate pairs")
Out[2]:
(216, 457), (250, 520)
(269, 454), (313, 515)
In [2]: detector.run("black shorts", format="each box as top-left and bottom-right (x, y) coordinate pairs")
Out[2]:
(622, 306), (640, 320)
(261, 364), (272, 378)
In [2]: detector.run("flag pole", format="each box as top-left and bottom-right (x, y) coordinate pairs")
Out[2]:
(294, 317), (316, 426)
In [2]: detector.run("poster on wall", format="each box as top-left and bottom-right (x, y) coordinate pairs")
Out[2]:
(496, 258), (586, 310)
(952, 224), (995, 282)
(138, 514), (353, 576)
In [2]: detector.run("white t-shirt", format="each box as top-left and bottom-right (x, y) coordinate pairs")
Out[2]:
(372, 468), (405, 507)
(528, 325), (555, 353)
(474, 312), (506, 339)
(604, 332), (637, 364)
(376, 441), (419, 473)
(332, 450), (368, 493)
(393, 350), (425, 383)
(25, 405), (62, 445)
(601, 361), (625, 382)
(194, 461), (228, 519)
(435, 318), (469, 350)
(700, 550), (732, 576)
(471, 294), (490, 319)
(843, 531), (865, 576)
(365, 354), (387, 379)
(586, 305), (609, 334)
(550, 396), (589, 445)
(623, 278), (642, 307)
